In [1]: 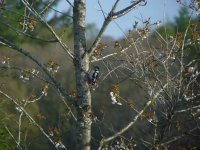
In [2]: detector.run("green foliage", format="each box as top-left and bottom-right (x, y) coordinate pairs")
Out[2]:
(0, 0), (72, 45)
(154, 7), (191, 37)
(154, 6), (200, 63)
(0, 0), (24, 42)
(185, 23), (200, 62)
(174, 7), (190, 32)
(155, 22), (175, 37)
(0, 125), (15, 150)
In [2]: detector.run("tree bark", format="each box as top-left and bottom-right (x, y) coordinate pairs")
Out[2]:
(73, 0), (91, 150)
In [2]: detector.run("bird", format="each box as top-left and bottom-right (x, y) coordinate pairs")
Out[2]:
(89, 66), (100, 85)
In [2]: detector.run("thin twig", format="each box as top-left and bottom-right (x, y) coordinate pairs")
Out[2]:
(21, 0), (74, 59)
(98, 83), (168, 149)
(0, 37), (77, 120)
(4, 124), (23, 150)
(0, 90), (59, 149)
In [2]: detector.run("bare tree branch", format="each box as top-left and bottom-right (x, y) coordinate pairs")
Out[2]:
(0, 36), (76, 120)
(21, 0), (74, 59)
(88, 0), (145, 56)
(87, 0), (120, 56)
(0, 90), (59, 149)
(0, 20), (58, 43)
(112, 0), (146, 19)
(160, 127), (199, 147)
(66, 0), (74, 8)
(98, 83), (168, 149)
(4, 124), (23, 150)
(39, 0), (56, 15)
(91, 42), (132, 63)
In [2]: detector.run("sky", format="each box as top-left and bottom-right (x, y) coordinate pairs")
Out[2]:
(56, 0), (181, 39)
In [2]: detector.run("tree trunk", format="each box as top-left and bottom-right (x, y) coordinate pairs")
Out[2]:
(73, 0), (91, 150)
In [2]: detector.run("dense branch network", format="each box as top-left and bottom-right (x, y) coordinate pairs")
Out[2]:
(0, 0), (199, 149)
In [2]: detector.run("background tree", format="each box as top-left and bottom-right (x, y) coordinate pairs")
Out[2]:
(0, 0), (200, 150)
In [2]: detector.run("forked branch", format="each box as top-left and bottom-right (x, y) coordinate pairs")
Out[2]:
(21, 0), (74, 60)
(0, 90), (59, 149)
(0, 36), (76, 120)
(98, 83), (168, 149)
(88, 0), (146, 56)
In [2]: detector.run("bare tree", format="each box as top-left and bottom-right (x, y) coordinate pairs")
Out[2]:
(0, 0), (200, 150)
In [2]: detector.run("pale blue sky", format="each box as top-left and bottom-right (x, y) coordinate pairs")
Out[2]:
(56, 0), (181, 38)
